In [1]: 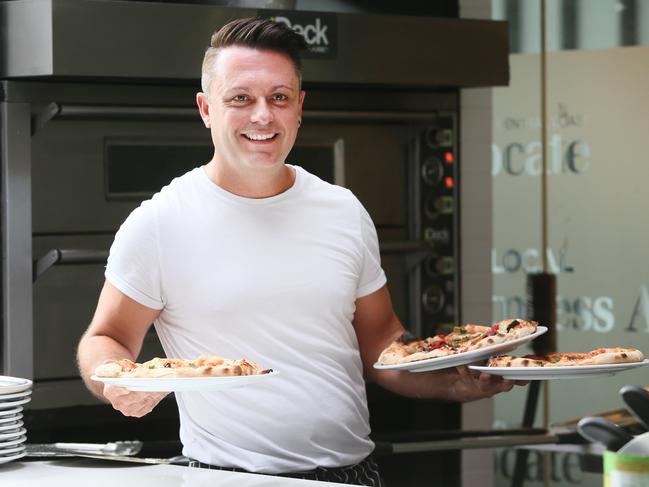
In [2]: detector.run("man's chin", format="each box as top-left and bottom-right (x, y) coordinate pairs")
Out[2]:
(242, 155), (286, 170)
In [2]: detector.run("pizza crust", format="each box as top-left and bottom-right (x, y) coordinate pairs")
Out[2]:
(94, 355), (269, 378)
(487, 348), (645, 367)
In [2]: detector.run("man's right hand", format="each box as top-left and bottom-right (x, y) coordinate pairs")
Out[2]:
(103, 384), (168, 418)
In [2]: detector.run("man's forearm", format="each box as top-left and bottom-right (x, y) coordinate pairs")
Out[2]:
(77, 333), (135, 401)
(371, 368), (460, 400)
(371, 366), (515, 403)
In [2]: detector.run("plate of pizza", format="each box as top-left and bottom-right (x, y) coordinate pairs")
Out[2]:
(373, 319), (546, 372)
(468, 348), (648, 380)
(91, 355), (278, 392)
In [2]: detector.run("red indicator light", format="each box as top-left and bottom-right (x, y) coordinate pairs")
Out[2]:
(445, 177), (454, 189)
(444, 152), (454, 163)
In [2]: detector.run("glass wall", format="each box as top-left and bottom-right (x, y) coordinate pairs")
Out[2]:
(491, 1), (649, 485)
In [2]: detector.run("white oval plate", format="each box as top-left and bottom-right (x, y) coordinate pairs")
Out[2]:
(0, 413), (22, 425)
(0, 407), (22, 418)
(0, 428), (26, 442)
(0, 420), (23, 432)
(0, 444), (26, 457)
(0, 390), (31, 401)
(0, 450), (25, 464)
(468, 359), (649, 380)
(91, 370), (280, 392)
(0, 434), (26, 448)
(0, 397), (30, 410)
(373, 327), (548, 373)
(0, 377), (32, 395)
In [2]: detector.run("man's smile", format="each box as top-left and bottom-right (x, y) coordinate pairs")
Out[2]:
(241, 132), (279, 142)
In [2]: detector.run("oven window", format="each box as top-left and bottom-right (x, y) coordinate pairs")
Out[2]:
(105, 142), (212, 200)
(287, 146), (336, 184)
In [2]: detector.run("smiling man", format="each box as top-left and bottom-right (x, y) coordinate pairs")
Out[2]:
(77, 18), (520, 486)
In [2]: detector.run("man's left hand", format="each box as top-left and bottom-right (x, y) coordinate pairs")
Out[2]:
(448, 365), (528, 402)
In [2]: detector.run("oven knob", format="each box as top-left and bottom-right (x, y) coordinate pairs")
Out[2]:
(422, 284), (445, 314)
(421, 157), (443, 185)
(425, 255), (454, 277)
(425, 127), (454, 148)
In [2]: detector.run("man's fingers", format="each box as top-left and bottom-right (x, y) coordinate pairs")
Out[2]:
(103, 384), (130, 399)
(104, 387), (168, 417)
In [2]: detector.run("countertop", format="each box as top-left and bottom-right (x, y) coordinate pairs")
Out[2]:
(0, 458), (354, 486)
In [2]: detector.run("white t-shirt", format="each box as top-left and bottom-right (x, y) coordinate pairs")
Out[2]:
(105, 164), (387, 473)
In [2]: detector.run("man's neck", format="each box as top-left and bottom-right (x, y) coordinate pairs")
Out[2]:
(203, 160), (295, 199)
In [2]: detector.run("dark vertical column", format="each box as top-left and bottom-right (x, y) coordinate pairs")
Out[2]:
(1, 99), (34, 378)
(506, 0), (522, 53)
(620, 0), (638, 46)
(561, 0), (579, 50)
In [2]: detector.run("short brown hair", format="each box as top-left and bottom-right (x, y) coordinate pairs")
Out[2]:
(201, 17), (307, 94)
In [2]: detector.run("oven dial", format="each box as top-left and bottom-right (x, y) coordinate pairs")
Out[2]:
(422, 284), (445, 314)
(425, 127), (454, 148)
(421, 157), (444, 185)
(425, 255), (454, 277)
(424, 195), (454, 219)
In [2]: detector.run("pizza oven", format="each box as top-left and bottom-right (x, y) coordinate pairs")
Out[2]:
(1, 1), (508, 485)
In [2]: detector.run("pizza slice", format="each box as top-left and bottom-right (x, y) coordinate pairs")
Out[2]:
(487, 347), (645, 367)
(444, 324), (492, 350)
(460, 319), (538, 352)
(377, 332), (455, 365)
(94, 354), (271, 378)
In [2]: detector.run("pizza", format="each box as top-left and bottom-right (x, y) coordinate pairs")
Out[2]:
(94, 355), (272, 378)
(487, 348), (645, 368)
(377, 319), (538, 365)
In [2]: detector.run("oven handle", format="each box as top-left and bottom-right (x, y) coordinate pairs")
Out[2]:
(32, 103), (439, 133)
(33, 249), (109, 282)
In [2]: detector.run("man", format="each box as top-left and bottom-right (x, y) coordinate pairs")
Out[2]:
(77, 17), (518, 485)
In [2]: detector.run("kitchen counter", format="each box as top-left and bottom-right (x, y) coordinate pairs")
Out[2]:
(0, 458), (354, 486)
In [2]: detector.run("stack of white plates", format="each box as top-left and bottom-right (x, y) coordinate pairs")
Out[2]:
(0, 376), (32, 465)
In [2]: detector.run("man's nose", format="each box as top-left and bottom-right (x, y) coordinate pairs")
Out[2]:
(250, 99), (273, 125)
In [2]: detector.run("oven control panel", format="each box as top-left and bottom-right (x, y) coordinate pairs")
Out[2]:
(412, 114), (458, 337)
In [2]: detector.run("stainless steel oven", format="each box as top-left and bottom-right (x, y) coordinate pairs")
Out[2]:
(1, 1), (508, 485)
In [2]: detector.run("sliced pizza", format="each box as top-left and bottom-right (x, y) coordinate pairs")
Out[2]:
(460, 319), (538, 352)
(94, 354), (271, 378)
(487, 348), (645, 368)
(377, 332), (455, 365)
(376, 318), (539, 366)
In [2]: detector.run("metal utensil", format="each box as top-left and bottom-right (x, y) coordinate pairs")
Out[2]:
(620, 385), (649, 431)
(76, 454), (188, 465)
(25, 440), (143, 457)
(577, 416), (633, 451)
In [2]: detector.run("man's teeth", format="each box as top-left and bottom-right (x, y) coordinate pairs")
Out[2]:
(244, 133), (276, 141)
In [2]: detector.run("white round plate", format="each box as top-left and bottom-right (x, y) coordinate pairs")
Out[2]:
(0, 390), (31, 401)
(0, 420), (23, 432)
(468, 359), (649, 380)
(0, 397), (30, 410)
(373, 327), (548, 373)
(0, 376), (32, 395)
(0, 407), (22, 418)
(0, 428), (26, 442)
(0, 444), (26, 457)
(91, 370), (280, 392)
(0, 450), (25, 464)
(0, 413), (22, 425)
(0, 434), (26, 448)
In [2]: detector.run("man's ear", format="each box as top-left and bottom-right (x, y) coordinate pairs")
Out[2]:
(196, 92), (211, 128)
(297, 90), (306, 119)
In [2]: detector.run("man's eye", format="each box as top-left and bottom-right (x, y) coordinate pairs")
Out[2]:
(272, 94), (288, 102)
(232, 95), (248, 102)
